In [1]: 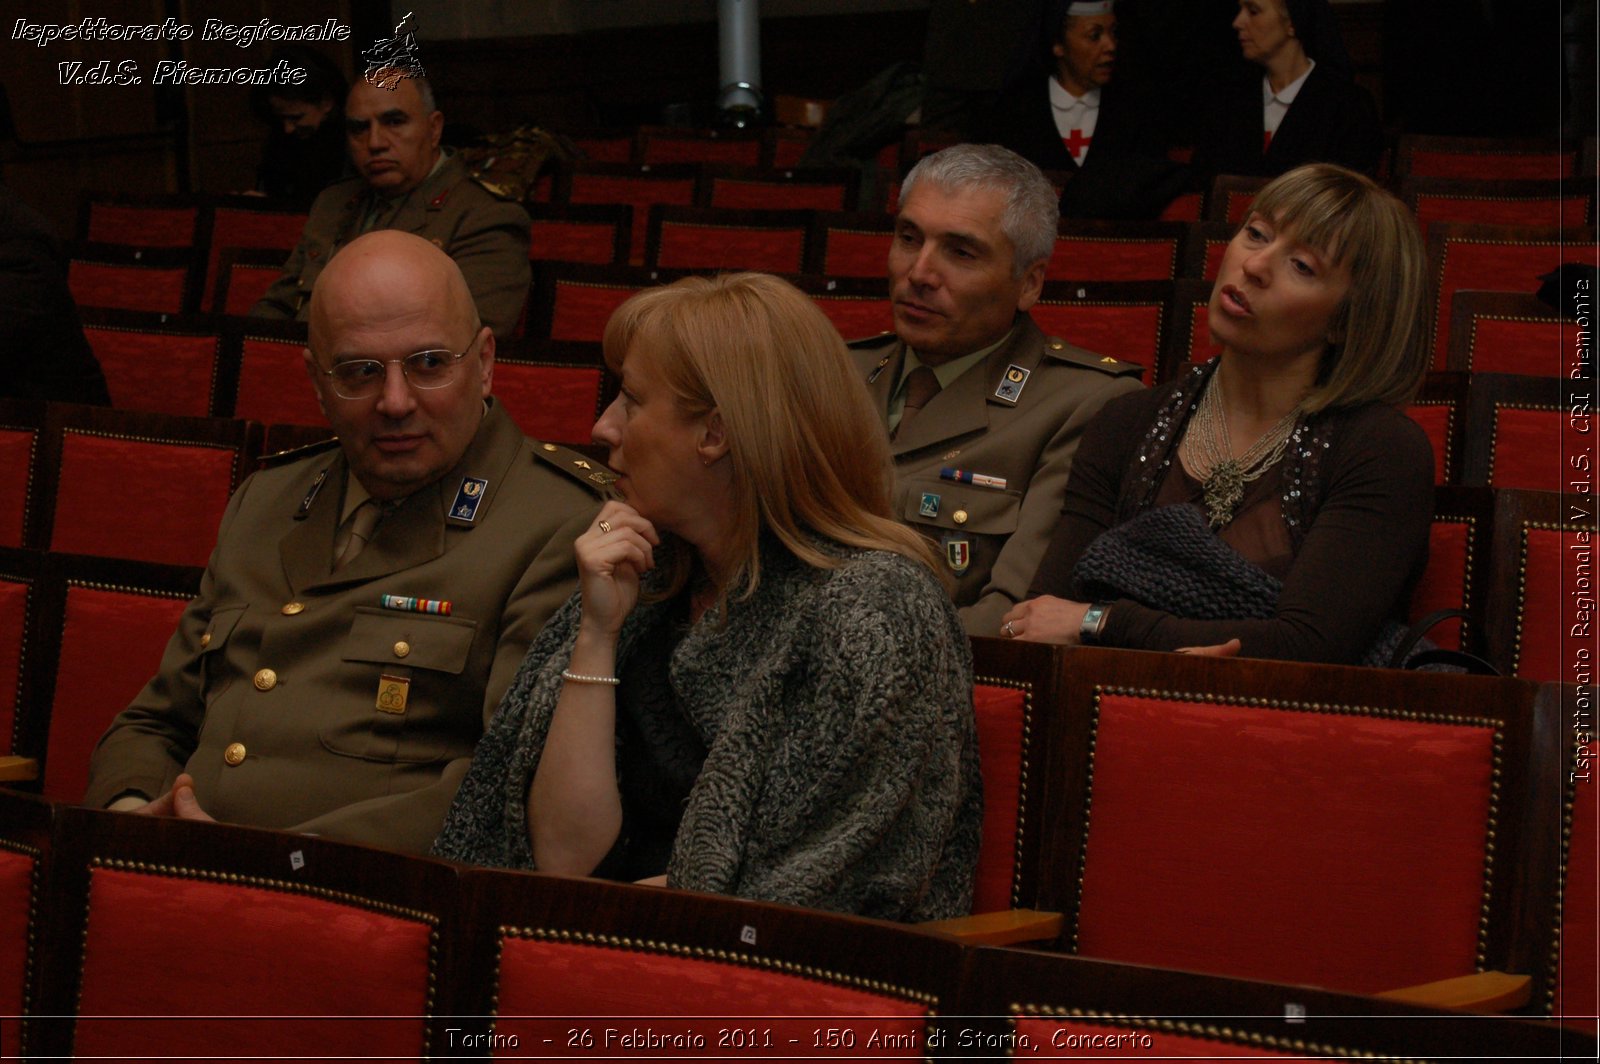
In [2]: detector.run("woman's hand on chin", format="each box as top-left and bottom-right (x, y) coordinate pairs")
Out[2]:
(575, 501), (661, 639)
(999, 596), (1091, 644)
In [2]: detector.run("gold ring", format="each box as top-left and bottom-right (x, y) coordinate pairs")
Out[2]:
(1002, 621), (1016, 638)
(597, 519), (612, 533)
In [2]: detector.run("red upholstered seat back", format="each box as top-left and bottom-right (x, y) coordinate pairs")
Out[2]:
(218, 260), (284, 315)
(1404, 148), (1574, 181)
(204, 208), (306, 310)
(1430, 233), (1596, 369)
(0, 845), (38, 1055)
(572, 134), (634, 163)
(653, 220), (808, 273)
(809, 290), (894, 340)
(1030, 301), (1164, 384)
(1047, 236), (1180, 283)
(232, 335), (324, 425)
(1405, 402), (1456, 485)
(820, 227), (893, 278)
(42, 583), (189, 801)
(639, 132), (760, 166)
(971, 683), (1027, 913)
(71, 866), (431, 1059)
(68, 260), (191, 314)
(0, 426), (37, 548)
(493, 936), (926, 1056)
(1410, 516), (1475, 650)
(50, 430), (236, 566)
(493, 362), (605, 445)
(1411, 193), (1591, 229)
(708, 176), (849, 211)
(1511, 525), (1588, 683)
(567, 174), (698, 264)
(1485, 405), (1570, 492)
(1459, 317), (1576, 377)
(0, 571), (31, 753)
(550, 277), (648, 343)
(1157, 192), (1204, 222)
(1072, 691), (1498, 993)
(85, 202), (198, 247)
(530, 219), (626, 264)
(80, 324), (220, 418)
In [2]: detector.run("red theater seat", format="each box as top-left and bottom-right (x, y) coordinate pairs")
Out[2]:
(1409, 487), (1494, 652)
(79, 310), (222, 418)
(1047, 221), (1185, 283)
(201, 201), (307, 311)
(0, 401), (43, 549)
(1031, 281), (1171, 385)
(216, 318), (322, 426)
(527, 203), (632, 266)
(0, 790), (52, 1058)
(1396, 135), (1578, 182)
(67, 244), (198, 315)
(637, 126), (762, 167)
(1205, 174), (1270, 223)
(490, 341), (611, 446)
(559, 164), (702, 264)
(0, 549), (42, 766)
(1408, 371), (1467, 486)
(80, 194), (200, 248)
(646, 206), (812, 273)
(527, 264), (684, 345)
(212, 248), (288, 316)
(1448, 290), (1577, 377)
(1484, 489), (1594, 684)
(1460, 373), (1581, 493)
(1401, 177), (1593, 231)
(701, 165), (858, 212)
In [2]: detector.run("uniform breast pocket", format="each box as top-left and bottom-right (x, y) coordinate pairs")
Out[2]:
(197, 604), (247, 701)
(323, 608), (480, 763)
(900, 477), (1023, 538)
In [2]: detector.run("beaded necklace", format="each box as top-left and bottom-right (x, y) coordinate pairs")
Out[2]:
(1179, 370), (1301, 529)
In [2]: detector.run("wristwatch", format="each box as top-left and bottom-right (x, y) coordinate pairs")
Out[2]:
(1079, 601), (1112, 645)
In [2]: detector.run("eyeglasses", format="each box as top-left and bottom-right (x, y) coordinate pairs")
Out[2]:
(319, 333), (479, 400)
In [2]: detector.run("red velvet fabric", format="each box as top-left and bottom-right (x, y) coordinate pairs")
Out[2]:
(495, 937), (926, 1057)
(1225, 191), (1257, 223)
(1203, 241), (1228, 280)
(530, 221), (624, 264)
(1158, 193), (1203, 222)
(551, 282), (643, 344)
(655, 224), (807, 273)
(1413, 195), (1589, 230)
(811, 296), (894, 341)
(1433, 241), (1595, 369)
(1489, 407), (1565, 492)
(710, 180), (848, 211)
(81, 327), (219, 418)
(1074, 692), (1495, 992)
(73, 867), (430, 1060)
(221, 264), (283, 315)
(68, 262), (190, 315)
(1029, 304), (1161, 383)
(770, 139), (810, 169)
(0, 577), (26, 750)
(1188, 303), (1222, 363)
(1048, 239), (1178, 282)
(1515, 527), (1583, 683)
(573, 137), (633, 163)
(493, 365), (604, 445)
(0, 428), (34, 548)
(569, 177), (697, 264)
(822, 231), (894, 279)
(52, 431), (235, 566)
(205, 209), (307, 307)
(42, 585), (190, 801)
(972, 683), (1026, 913)
(1404, 403), (1454, 485)
(1408, 151), (1573, 181)
(233, 337), (325, 425)
(1466, 318), (1575, 377)
(0, 847), (35, 1057)
(641, 138), (761, 167)
(86, 204), (197, 247)
(1014, 1017), (1301, 1058)
(1409, 518), (1470, 649)
(1560, 745), (1598, 1032)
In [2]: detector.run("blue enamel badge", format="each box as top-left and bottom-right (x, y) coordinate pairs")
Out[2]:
(919, 492), (941, 518)
(994, 363), (1031, 404)
(450, 477), (489, 522)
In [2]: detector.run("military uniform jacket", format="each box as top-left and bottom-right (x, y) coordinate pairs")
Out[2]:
(251, 154), (533, 337)
(84, 401), (604, 854)
(852, 314), (1142, 637)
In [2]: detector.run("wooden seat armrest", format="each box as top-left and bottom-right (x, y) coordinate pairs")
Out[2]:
(918, 908), (1064, 946)
(0, 756), (39, 783)
(1376, 971), (1531, 1012)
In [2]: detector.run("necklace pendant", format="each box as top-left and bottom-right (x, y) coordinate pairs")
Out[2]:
(1203, 459), (1246, 529)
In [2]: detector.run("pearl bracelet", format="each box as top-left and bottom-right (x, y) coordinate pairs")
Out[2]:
(561, 668), (620, 686)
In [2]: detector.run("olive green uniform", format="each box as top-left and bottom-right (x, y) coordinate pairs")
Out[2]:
(851, 314), (1142, 637)
(84, 400), (606, 854)
(252, 154), (532, 337)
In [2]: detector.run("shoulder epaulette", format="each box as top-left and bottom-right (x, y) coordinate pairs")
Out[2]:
(1042, 337), (1143, 377)
(260, 436), (340, 467)
(531, 441), (618, 494)
(846, 331), (897, 348)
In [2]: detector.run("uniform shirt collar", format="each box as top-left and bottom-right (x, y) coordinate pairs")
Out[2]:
(1263, 58), (1315, 107)
(1049, 77), (1102, 113)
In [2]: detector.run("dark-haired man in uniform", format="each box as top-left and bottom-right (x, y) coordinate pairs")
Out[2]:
(87, 230), (605, 854)
(851, 144), (1141, 637)
(253, 69), (531, 337)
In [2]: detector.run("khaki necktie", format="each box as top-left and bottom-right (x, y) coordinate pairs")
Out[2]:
(893, 365), (942, 440)
(333, 499), (383, 571)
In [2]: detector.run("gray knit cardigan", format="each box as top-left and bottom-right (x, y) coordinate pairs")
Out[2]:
(433, 538), (983, 923)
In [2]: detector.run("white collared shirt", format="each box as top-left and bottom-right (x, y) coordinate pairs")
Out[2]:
(1262, 59), (1315, 141)
(1049, 76), (1101, 165)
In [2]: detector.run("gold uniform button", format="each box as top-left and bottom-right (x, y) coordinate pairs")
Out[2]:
(281, 602), (305, 616)
(393, 641), (411, 658)
(1050, 340), (1065, 350)
(198, 633), (211, 649)
(953, 509), (969, 525)
(542, 443), (557, 451)
(223, 742), (246, 766)
(253, 668), (278, 691)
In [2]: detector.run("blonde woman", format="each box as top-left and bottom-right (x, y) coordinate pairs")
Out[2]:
(435, 273), (981, 922)
(1003, 164), (1433, 663)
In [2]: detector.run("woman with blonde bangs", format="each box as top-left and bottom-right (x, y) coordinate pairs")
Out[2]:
(436, 272), (982, 922)
(1002, 164), (1435, 664)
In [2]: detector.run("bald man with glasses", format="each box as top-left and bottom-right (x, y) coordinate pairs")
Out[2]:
(86, 231), (606, 854)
